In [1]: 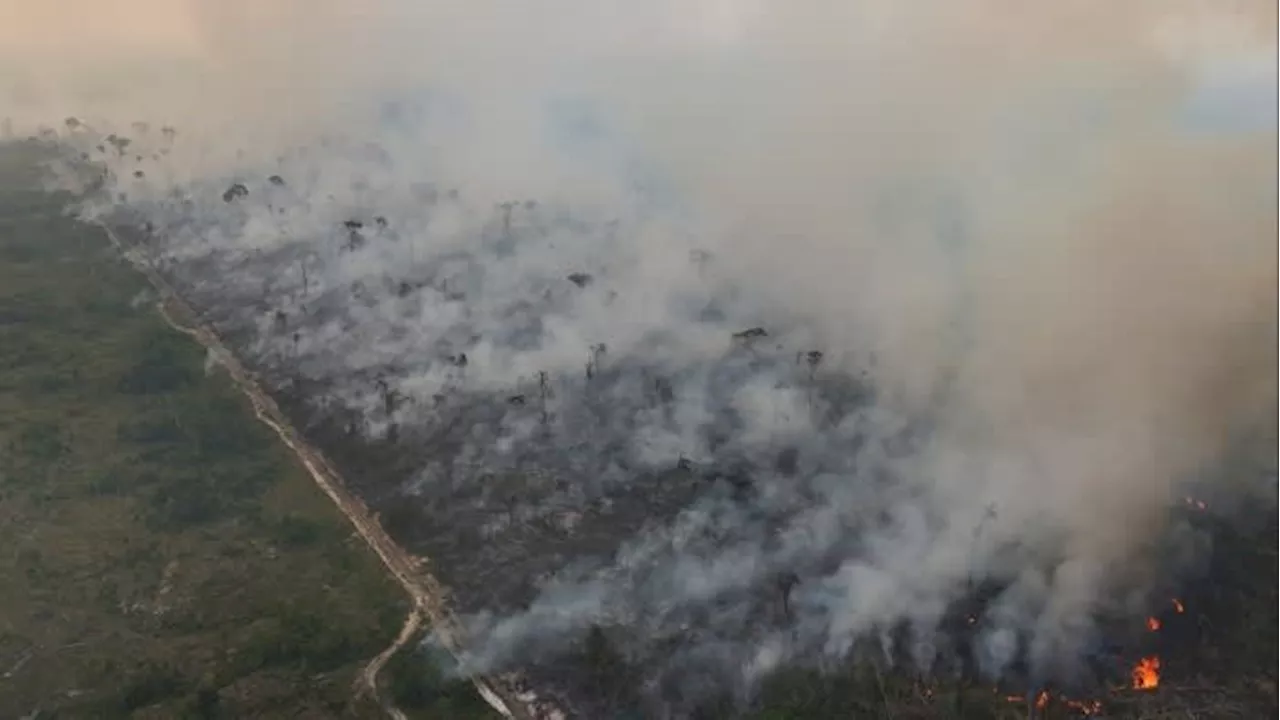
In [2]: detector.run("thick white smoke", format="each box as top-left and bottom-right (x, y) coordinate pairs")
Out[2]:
(5, 0), (1276, 712)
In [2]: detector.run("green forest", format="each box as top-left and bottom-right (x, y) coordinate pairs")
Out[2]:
(0, 142), (493, 719)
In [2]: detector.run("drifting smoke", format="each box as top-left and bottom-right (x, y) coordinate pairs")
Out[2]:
(5, 0), (1276, 711)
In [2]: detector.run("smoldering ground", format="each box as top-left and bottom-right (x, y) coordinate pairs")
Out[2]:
(6, 0), (1276, 713)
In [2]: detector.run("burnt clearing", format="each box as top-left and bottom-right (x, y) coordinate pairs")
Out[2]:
(28, 134), (1280, 718)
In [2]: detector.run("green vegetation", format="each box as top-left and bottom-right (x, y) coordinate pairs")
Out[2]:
(0, 141), (491, 718)
(380, 630), (498, 719)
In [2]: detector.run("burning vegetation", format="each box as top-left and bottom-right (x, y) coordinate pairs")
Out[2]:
(1131, 657), (1161, 691)
(5, 3), (1274, 716)
(19, 122), (1271, 717)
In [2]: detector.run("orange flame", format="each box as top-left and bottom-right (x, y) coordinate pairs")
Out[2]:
(1131, 656), (1160, 690)
(1172, 598), (1184, 613)
(1146, 616), (1161, 631)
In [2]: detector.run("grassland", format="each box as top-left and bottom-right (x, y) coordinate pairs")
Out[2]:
(0, 141), (495, 718)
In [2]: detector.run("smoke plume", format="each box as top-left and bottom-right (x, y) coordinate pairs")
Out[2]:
(5, 0), (1276, 711)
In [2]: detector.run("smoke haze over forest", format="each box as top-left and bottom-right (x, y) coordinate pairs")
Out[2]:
(4, 0), (1276, 711)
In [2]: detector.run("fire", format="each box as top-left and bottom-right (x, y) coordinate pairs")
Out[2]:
(1183, 496), (1207, 510)
(1172, 598), (1184, 613)
(1146, 616), (1161, 631)
(1002, 690), (1103, 716)
(1066, 698), (1104, 715)
(1131, 656), (1160, 690)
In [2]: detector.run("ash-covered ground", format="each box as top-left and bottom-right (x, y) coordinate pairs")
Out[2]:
(57, 128), (1270, 716)
(92, 178), (928, 713)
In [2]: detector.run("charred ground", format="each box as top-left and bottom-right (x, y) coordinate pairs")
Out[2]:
(57, 132), (1277, 719)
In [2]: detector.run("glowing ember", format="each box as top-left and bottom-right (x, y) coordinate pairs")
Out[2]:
(1131, 656), (1161, 690)
(1003, 691), (1103, 716)
(1066, 698), (1104, 715)
(1146, 616), (1161, 631)
(1172, 598), (1185, 613)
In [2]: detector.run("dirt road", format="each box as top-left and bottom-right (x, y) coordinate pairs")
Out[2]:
(101, 224), (549, 720)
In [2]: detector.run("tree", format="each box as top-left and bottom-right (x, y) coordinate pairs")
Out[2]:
(498, 200), (518, 234)
(105, 133), (132, 155)
(221, 183), (249, 203)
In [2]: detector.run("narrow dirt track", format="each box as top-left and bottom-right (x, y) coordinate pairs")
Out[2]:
(100, 224), (550, 720)
(361, 609), (424, 720)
